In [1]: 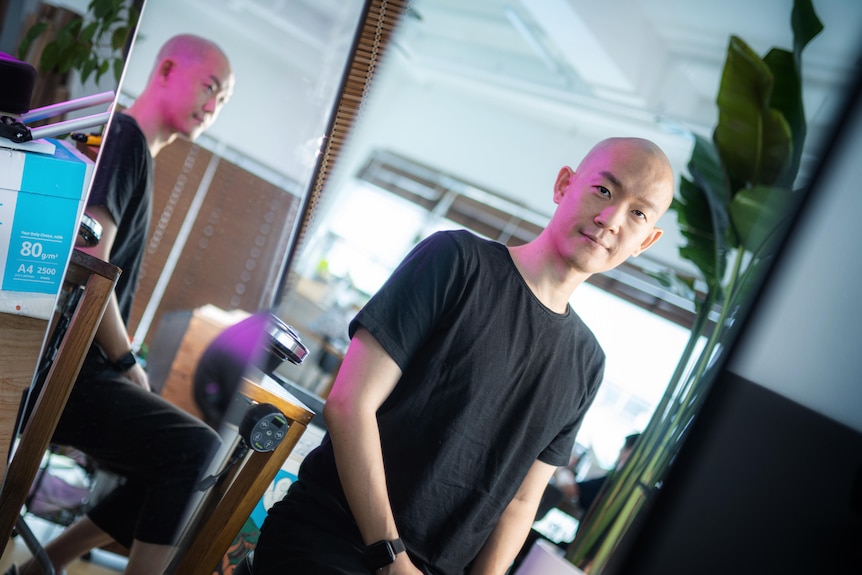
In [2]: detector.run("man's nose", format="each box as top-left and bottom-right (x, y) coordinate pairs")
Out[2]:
(595, 206), (623, 232)
(203, 96), (218, 114)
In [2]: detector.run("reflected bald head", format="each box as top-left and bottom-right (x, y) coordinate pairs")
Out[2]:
(133, 33), (234, 153)
(579, 137), (675, 215)
(155, 34), (230, 70)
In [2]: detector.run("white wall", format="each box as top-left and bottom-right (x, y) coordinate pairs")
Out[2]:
(316, 52), (695, 273)
(119, 0), (362, 186)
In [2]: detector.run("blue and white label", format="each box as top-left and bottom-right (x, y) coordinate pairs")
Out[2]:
(2, 191), (76, 293)
(0, 140), (90, 295)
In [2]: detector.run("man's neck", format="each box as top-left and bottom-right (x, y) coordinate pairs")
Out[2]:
(122, 100), (175, 157)
(508, 238), (589, 314)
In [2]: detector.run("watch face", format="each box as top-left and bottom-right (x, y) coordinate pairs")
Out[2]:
(366, 540), (397, 570)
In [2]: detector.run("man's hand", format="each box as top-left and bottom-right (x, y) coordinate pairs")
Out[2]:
(381, 552), (424, 575)
(125, 362), (151, 392)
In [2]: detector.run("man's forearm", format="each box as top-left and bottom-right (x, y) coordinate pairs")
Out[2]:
(470, 459), (557, 575)
(468, 493), (538, 575)
(323, 328), (405, 545)
(326, 399), (400, 545)
(93, 294), (133, 362)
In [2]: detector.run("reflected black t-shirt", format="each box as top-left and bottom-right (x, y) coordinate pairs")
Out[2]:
(86, 112), (153, 322)
(298, 230), (605, 574)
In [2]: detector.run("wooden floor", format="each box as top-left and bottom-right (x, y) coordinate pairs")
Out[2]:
(0, 516), (125, 575)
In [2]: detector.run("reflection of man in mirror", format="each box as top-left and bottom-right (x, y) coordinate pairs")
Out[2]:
(253, 138), (674, 574)
(9, 35), (234, 575)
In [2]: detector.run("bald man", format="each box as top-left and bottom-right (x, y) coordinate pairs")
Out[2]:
(9, 35), (234, 575)
(253, 137), (675, 575)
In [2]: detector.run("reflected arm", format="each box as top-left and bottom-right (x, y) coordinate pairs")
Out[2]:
(77, 204), (149, 390)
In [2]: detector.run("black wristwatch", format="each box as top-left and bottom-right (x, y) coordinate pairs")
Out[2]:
(113, 350), (137, 372)
(365, 538), (405, 571)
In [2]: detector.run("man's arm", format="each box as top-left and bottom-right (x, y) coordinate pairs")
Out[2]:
(323, 327), (422, 574)
(468, 459), (558, 575)
(77, 204), (149, 390)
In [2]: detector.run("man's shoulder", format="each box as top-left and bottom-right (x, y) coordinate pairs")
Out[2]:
(568, 312), (606, 367)
(107, 112), (146, 146)
(432, 229), (506, 257)
(110, 111), (139, 131)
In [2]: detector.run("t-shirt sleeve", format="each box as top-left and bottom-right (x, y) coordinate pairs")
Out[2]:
(349, 231), (463, 371)
(538, 345), (605, 466)
(87, 115), (147, 227)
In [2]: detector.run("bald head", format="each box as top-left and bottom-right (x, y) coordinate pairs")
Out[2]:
(155, 34), (230, 73)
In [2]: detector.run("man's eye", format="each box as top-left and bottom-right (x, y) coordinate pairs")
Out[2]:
(204, 84), (215, 94)
(596, 186), (610, 197)
(633, 209), (646, 220)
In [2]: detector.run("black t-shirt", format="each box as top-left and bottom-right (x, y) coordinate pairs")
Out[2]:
(298, 230), (605, 574)
(86, 112), (153, 322)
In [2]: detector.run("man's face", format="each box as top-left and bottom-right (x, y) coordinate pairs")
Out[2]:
(547, 141), (673, 276)
(161, 49), (234, 140)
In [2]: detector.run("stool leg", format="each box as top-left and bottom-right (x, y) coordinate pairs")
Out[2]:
(14, 516), (55, 575)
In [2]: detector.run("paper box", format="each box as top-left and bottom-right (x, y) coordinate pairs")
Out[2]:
(0, 139), (93, 303)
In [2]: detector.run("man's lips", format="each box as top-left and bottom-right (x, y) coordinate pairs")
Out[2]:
(191, 114), (208, 126)
(582, 231), (609, 250)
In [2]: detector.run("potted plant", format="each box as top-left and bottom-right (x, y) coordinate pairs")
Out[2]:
(565, 0), (824, 571)
(16, 0), (140, 112)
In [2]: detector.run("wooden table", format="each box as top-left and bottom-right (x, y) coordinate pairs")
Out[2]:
(0, 251), (120, 551)
(0, 312), (49, 488)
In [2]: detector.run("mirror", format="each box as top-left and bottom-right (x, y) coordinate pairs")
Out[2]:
(270, 0), (862, 558)
(117, 0), (367, 355)
(2, 0), (858, 569)
(0, 0), (373, 569)
(0, 0), (369, 414)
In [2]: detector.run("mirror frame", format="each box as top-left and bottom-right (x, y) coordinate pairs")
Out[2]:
(275, 0), (409, 303)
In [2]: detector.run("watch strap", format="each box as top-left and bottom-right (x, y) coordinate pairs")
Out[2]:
(389, 538), (405, 555)
(365, 538), (405, 570)
(113, 350), (137, 372)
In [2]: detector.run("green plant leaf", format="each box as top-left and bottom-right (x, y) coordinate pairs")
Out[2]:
(80, 58), (97, 84)
(729, 185), (797, 254)
(675, 177), (722, 294)
(39, 42), (62, 73)
(647, 269), (697, 301)
(90, 0), (116, 21)
(673, 134), (731, 292)
(17, 22), (48, 60)
(792, 0), (824, 59)
(112, 26), (130, 51)
(113, 57), (125, 83)
(763, 48), (803, 189)
(714, 36), (793, 190)
(759, 0), (823, 190)
(94, 59), (111, 83)
(80, 21), (99, 44)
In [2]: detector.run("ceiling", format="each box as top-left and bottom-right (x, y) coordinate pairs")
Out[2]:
(172, 0), (862, 183)
(392, 0), (861, 174)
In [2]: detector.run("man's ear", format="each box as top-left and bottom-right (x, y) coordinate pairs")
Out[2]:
(157, 58), (176, 82)
(632, 227), (663, 257)
(554, 166), (574, 204)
